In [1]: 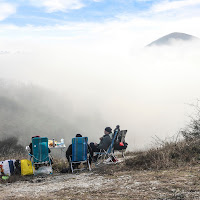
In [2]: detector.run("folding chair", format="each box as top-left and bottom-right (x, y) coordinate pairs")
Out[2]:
(95, 126), (120, 165)
(29, 137), (52, 174)
(69, 137), (91, 173)
(113, 130), (128, 157)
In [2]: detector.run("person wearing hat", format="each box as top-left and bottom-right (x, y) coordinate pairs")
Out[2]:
(89, 127), (112, 161)
(28, 136), (53, 164)
(66, 133), (82, 164)
(65, 134), (92, 171)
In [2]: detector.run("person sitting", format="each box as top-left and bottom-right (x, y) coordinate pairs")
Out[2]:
(28, 135), (53, 164)
(90, 127), (112, 161)
(66, 134), (92, 170)
(29, 135), (41, 155)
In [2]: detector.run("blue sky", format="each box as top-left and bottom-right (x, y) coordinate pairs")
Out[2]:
(1, 0), (149, 25)
(0, 0), (200, 26)
(0, 0), (200, 43)
(0, 0), (199, 51)
(0, 0), (200, 41)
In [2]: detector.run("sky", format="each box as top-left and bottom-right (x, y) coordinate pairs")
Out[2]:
(2, 0), (199, 25)
(0, 0), (200, 41)
(1, 0), (200, 150)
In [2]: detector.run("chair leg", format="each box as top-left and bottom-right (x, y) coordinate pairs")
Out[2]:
(30, 156), (35, 175)
(95, 154), (104, 166)
(88, 160), (91, 171)
(122, 150), (125, 158)
(69, 157), (74, 173)
(70, 162), (74, 173)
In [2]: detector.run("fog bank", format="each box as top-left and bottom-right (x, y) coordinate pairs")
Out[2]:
(0, 39), (200, 150)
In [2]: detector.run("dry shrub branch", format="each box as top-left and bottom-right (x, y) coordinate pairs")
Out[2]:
(126, 138), (200, 170)
(126, 101), (200, 170)
(0, 137), (25, 160)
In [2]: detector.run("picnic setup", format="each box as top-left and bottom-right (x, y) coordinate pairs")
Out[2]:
(0, 125), (128, 178)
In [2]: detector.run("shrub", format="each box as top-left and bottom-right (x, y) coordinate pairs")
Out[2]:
(125, 139), (200, 170)
(181, 100), (200, 141)
(0, 137), (25, 160)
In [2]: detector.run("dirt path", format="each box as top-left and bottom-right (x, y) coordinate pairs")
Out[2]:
(0, 162), (200, 200)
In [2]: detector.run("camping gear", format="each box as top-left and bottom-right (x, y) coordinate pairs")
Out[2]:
(61, 138), (64, 145)
(113, 130), (128, 157)
(48, 138), (66, 158)
(14, 160), (21, 175)
(69, 137), (91, 173)
(32, 137), (50, 163)
(21, 159), (34, 176)
(2, 160), (15, 176)
(30, 137), (52, 174)
(34, 166), (52, 175)
(53, 138), (55, 147)
(8, 160), (15, 175)
(0, 161), (4, 175)
(119, 142), (124, 146)
(105, 155), (118, 164)
(94, 125), (120, 165)
(2, 176), (9, 180)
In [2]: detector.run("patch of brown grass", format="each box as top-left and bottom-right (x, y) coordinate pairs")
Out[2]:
(125, 139), (200, 170)
(52, 158), (68, 172)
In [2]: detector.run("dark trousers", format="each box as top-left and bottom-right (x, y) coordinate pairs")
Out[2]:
(66, 144), (92, 164)
(89, 142), (101, 157)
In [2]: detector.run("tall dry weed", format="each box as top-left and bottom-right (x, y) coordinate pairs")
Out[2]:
(125, 138), (200, 170)
(0, 137), (25, 160)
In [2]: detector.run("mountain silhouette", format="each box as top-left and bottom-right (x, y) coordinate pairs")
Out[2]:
(147, 32), (199, 47)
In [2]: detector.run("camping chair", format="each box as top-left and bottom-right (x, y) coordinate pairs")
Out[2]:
(29, 137), (52, 173)
(69, 137), (91, 173)
(94, 126), (120, 165)
(113, 130), (128, 157)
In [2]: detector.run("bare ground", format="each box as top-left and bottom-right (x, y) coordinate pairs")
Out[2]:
(0, 158), (200, 200)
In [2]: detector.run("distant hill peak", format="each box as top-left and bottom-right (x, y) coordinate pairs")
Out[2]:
(147, 32), (199, 47)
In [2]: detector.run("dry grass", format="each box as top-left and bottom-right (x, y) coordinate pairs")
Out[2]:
(125, 139), (200, 170)
(52, 158), (68, 173)
(1, 162), (199, 200)
(0, 137), (26, 161)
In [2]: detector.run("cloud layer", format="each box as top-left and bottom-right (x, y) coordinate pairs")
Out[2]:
(152, 0), (200, 13)
(0, 36), (200, 150)
(30, 0), (85, 12)
(0, 1), (16, 21)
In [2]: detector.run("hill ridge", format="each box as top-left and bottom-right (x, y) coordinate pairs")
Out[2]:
(147, 32), (199, 47)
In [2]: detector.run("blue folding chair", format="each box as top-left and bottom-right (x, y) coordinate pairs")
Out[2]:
(29, 137), (52, 173)
(70, 137), (91, 173)
(95, 126), (120, 165)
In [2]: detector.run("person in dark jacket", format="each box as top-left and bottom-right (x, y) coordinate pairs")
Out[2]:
(29, 136), (51, 155)
(90, 127), (112, 161)
(66, 134), (92, 167)
(29, 135), (53, 164)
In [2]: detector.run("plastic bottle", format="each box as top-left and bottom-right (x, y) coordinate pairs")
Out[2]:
(61, 138), (64, 146)
(53, 138), (55, 147)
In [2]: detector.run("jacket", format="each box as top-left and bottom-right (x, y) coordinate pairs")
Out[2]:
(98, 134), (112, 150)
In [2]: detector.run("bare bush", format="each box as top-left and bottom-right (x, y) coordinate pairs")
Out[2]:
(0, 137), (25, 160)
(181, 100), (200, 140)
(125, 138), (200, 170)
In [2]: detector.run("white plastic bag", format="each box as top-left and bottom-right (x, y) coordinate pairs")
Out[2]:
(34, 166), (53, 175)
(3, 160), (16, 176)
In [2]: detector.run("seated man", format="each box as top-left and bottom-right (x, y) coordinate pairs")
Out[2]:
(66, 134), (92, 169)
(28, 135), (53, 164)
(29, 135), (41, 155)
(90, 127), (112, 161)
